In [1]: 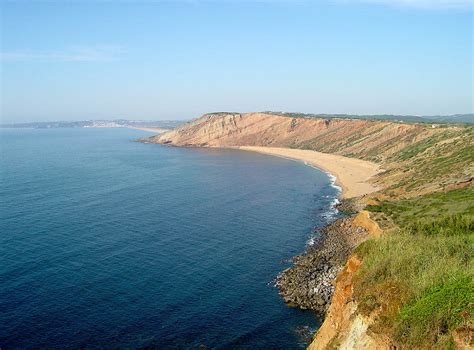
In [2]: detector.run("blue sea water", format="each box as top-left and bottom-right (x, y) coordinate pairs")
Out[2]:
(0, 128), (338, 349)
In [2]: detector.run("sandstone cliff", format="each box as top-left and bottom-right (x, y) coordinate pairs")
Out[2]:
(153, 112), (435, 162)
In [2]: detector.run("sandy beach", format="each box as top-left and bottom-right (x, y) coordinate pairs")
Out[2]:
(128, 127), (170, 133)
(236, 146), (380, 199)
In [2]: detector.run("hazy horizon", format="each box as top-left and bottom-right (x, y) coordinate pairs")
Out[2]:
(1, 0), (473, 123)
(2, 111), (474, 126)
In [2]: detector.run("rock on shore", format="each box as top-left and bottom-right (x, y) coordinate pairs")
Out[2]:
(276, 215), (370, 314)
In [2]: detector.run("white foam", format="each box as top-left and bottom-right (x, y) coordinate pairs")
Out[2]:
(303, 163), (342, 247)
(321, 172), (341, 221)
(307, 235), (317, 246)
(326, 172), (342, 193)
(302, 161), (342, 194)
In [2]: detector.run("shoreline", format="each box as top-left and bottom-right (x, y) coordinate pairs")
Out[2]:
(229, 146), (381, 341)
(128, 126), (170, 133)
(233, 146), (381, 199)
(276, 211), (371, 314)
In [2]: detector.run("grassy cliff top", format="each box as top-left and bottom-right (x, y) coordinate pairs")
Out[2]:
(354, 187), (473, 349)
(204, 111), (474, 125)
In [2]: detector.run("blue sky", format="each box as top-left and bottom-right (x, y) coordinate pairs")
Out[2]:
(1, 0), (473, 122)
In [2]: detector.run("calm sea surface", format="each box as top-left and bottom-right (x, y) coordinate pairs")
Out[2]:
(0, 128), (338, 349)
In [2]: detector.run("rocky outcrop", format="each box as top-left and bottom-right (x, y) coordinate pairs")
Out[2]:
(352, 211), (382, 238)
(276, 209), (381, 315)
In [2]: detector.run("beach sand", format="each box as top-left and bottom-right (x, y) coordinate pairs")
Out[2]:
(129, 127), (170, 133)
(236, 146), (381, 199)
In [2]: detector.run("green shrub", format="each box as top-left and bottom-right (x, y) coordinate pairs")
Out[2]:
(396, 275), (473, 348)
(365, 188), (474, 228)
(406, 214), (473, 236)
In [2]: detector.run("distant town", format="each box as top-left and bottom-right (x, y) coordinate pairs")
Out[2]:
(0, 119), (185, 129)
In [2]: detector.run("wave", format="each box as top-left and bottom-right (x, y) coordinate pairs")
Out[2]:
(302, 162), (342, 194)
(326, 172), (342, 193)
(303, 165), (342, 247)
(307, 234), (318, 247)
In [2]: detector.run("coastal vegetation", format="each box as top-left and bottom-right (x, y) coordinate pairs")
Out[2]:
(382, 127), (474, 196)
(367, 188), (474, 229)
(357, 188), (473, 348)
(262, 111), (474, 125)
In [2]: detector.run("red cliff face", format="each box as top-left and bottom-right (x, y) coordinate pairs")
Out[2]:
(308, 255), (391, 350)
(308, 214), (390, 350)
(152, 112), (437, 163)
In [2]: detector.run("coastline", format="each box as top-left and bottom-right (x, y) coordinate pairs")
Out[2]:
(142, 139), (383, 347)
(143, 113), (473, 349)
(234, 146), (380, 199)
(229, 146), (381, 343)
(276, 211), (373, 314)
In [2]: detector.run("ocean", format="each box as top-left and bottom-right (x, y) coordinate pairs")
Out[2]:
(0, 128), (339, 349)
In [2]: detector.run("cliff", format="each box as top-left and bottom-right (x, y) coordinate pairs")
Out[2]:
(153, 112), (434, 161)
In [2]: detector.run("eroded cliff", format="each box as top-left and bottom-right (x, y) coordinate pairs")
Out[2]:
(153, 112), (435, 162)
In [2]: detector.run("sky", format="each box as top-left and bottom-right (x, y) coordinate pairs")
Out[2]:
(0, 0), (473, 122)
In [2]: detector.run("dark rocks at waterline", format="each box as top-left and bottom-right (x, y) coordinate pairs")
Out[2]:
(276, 216), (370, 314)
(335, 198), (361, 215)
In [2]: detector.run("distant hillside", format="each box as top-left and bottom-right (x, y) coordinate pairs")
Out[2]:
(426, 114), (474, 124)
(0, 119), (184, 129)
(261, 111), (474, 124)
